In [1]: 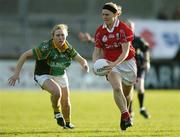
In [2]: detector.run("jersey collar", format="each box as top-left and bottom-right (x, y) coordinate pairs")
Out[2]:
(52, 40), (69, 52)
(103, 19), (119, 33)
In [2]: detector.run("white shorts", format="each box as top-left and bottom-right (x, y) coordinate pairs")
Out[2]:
(112, 58), (137, 86)
(34, 71), (69, 88)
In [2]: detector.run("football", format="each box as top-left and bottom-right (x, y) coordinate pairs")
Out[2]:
(93, 59), (109, 76)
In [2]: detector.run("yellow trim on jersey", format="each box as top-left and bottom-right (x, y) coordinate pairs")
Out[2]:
(34, 48), (42, 60)
(52, 40), (69, 52)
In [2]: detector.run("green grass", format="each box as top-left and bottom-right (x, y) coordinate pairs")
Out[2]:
(1, 89), (180, 137)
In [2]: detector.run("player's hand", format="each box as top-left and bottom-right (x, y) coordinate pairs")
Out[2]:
(83, 64), (89, 73)
(101, 61), (115, 72)
(8, 74), (20, 86)
(102, 65), (111, 72)
(105, 61), (116, 70)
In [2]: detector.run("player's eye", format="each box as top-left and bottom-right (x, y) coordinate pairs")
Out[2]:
(55, 34), (60, 37)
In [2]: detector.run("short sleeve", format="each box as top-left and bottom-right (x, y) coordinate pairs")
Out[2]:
(95, 27), (103, 48)
(65, 44), (78, 59)
(32, 41), (50, 60)
(120, 22), (134, 43)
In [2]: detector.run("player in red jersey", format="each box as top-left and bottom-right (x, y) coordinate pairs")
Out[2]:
(92, 2), (137, 130)
(79, 21), (151, 120)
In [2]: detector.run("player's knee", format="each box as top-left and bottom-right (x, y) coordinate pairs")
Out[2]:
(113, 86), (122, 93)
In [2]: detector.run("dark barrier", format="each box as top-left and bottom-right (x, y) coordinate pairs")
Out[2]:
(145, 60), (180, 89)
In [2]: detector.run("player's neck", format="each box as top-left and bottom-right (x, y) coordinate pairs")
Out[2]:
(106, 20), (116, 30)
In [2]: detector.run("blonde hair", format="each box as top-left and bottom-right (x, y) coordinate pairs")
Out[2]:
(51, 24), (68, 37)
(104, 2), (122, 16)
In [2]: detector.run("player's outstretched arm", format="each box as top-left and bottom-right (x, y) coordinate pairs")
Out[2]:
(8, 49), (33, 86)
(74, 54), (89, 73)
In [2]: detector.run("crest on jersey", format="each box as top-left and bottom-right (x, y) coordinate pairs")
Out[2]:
(41, 45), (49, 52)
(102, 35), (108, 42)
(116, 33), (120, 40)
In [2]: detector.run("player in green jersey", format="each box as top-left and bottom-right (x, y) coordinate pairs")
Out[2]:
(8, 24), (89, 129)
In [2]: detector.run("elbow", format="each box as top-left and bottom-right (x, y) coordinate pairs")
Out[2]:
(21, 52), (29, 60)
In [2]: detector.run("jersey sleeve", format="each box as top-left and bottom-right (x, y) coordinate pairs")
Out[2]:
(95, 27), (103, 48)
(32, 41), (51, 60)
(65, 44), (78, 59)
(120, 22), (134, 43)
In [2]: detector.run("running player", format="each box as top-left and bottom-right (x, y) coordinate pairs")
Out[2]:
(8, 24), (89, 129)
(92, 2), (136, 130)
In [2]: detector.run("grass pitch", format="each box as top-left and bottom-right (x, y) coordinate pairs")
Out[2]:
(0, 89), (180, 137)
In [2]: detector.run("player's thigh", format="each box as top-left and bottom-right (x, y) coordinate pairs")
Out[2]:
(107, 71), (122, 90)
(42, 79), (61, 96)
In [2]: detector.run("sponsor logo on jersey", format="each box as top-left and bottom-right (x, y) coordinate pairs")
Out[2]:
(108, 34), (115, 38)
(102, 35), (108, 42)
(104, 42), (121, 49)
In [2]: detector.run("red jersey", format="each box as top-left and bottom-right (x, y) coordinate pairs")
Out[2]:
(95, 19), (135, 62)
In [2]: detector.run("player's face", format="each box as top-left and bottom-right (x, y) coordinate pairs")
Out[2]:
(53, 29), (67, 46)
(102, 9), (116, 26)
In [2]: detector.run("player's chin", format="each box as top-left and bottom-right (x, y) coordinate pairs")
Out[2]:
(104, 20), (109, 24)
(59, 41), (65, 45)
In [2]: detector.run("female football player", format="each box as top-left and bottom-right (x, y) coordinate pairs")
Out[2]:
(79, 21), (151, 120)
(92, 2), (136, 130)
(8, 24), (89, 129)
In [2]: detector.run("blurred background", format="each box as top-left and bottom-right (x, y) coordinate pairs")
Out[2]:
(0, 0), (179, 89)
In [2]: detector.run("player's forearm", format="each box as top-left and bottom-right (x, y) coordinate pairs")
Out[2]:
(114, 42), (130, 65)
(15, 53), (28, 75)
(74, 54), (88, 67)
(80, 58), (88, 68)
(92, 48), (102, 63)
(14, 50), (33, 75)
(114, 51), (129, 66)
(92, 53), (100, 63)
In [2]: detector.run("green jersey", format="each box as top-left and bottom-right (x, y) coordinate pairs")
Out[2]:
(32, 39), (78, 76)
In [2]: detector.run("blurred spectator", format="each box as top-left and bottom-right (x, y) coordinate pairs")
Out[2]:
(157, 8), (168, 20)
(172, 6), (180, 20)
(78, 32), (94, 43)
